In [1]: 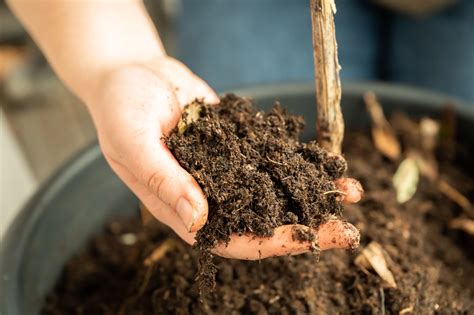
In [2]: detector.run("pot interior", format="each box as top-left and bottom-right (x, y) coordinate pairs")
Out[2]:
(1, 82), (472, 314)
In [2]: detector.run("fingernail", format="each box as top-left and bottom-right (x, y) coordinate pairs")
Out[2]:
(349, 178), (364, 203)
(176, 197), (197, 232)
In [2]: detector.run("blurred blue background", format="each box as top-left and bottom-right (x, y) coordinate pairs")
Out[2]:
(176, 0), (474, 102)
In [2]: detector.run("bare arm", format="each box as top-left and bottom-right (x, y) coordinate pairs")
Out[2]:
(7, 0), (165, 104)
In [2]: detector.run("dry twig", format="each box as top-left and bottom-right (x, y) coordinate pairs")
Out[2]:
(310, 0), (344, 154)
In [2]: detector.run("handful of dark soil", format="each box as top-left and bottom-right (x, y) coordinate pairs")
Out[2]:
(166, 95), (347, 289)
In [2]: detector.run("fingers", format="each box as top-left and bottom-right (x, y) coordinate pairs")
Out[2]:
(315, 220), (360, 250)
(324, 152), (363, 204)
(140, 199), (197, 246)
(102, 124), (208, 233)
(112, 155), (360, 261)
(104, 155), (199, 244)
(335, 177), (364, 204)
(213, 220), (360, 260)
(130, 143), (208, 232)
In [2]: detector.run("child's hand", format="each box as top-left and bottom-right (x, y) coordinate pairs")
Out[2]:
(90, 57), (362, 260)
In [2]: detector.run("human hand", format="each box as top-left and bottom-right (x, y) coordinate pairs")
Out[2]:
(89, 56), (362, 260)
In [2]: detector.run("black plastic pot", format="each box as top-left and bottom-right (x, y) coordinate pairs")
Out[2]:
(1, 82), (473, 314)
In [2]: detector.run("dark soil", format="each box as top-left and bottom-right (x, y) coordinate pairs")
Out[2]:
(41, 99), (474, 314)
(166, 95), (347, 289)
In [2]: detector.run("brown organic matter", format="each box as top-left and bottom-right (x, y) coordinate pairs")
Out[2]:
(166, 94), (347, 290)
(42, 129), (474, 314)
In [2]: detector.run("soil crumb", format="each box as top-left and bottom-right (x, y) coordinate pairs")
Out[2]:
(165, 94), (347, 289)
(291, 225), (316, 243)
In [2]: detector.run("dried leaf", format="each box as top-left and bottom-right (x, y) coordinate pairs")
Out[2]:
(449, 218), (474, 235)
(178, 102), (202, 134)
(144, 239), (177, 266)
(399, 306), (414, 314)
(393, 158), (419, 203)
(372, 128), (402, 161)
(355, 242), (397, 288)
(364, 92), (401, 160)
(438, 179), (474, 218)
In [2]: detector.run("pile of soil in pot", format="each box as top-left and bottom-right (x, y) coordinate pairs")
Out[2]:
(42, 97), (474, 314)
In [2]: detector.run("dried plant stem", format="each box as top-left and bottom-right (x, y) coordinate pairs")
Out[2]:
(310, 0), (344, 154)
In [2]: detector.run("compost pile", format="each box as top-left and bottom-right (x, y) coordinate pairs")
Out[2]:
(166, 95), (347, 288)
(42, 97), (474, 314)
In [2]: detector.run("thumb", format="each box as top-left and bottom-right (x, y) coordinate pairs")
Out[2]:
(127, 139), (208, 232)
(149, 143), (208, 232)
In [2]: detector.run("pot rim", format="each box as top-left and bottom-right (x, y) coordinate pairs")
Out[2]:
(233, 81), (473, 111)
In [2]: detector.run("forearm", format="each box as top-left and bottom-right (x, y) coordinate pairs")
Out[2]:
(7, 0), (165, 103)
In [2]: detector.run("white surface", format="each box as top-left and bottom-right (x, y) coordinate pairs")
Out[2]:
(0, 109), (37, 238)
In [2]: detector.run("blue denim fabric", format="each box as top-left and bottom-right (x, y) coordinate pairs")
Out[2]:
(176, 0), (473, 103)
(389, 1), (474, 102)
(177, 0), (379, 90)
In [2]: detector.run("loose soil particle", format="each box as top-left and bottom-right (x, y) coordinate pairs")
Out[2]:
(42, 99), (474, 314)
(166, 95), (347, 289)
